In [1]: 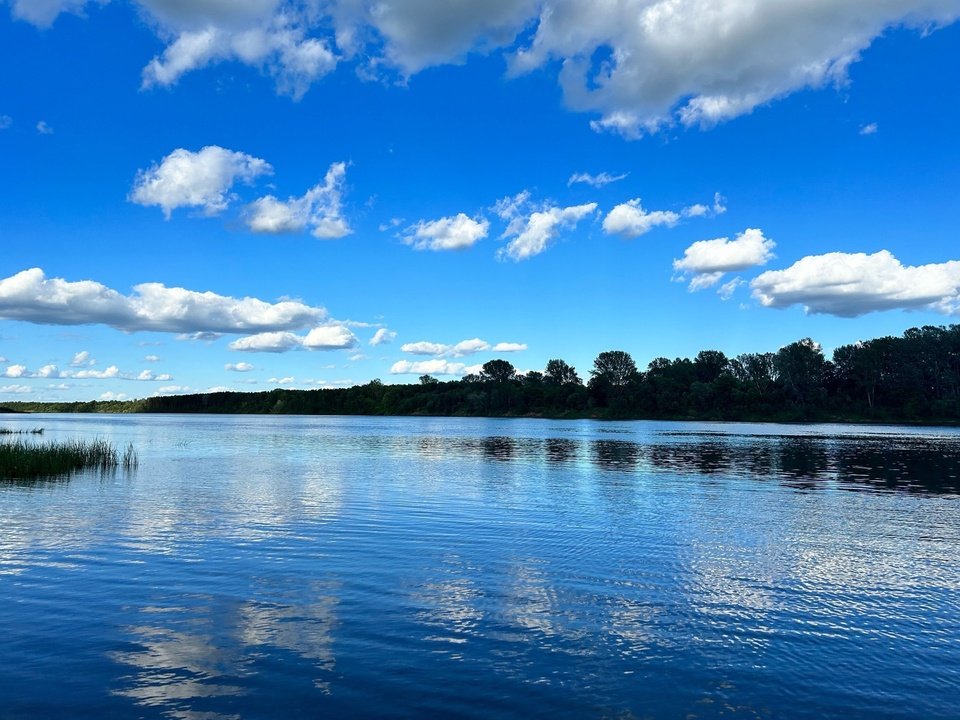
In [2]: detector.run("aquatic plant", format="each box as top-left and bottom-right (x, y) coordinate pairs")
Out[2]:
(0, 427), (44, 435)
(0, 438), (138, 479)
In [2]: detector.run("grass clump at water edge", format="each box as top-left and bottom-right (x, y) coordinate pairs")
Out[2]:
(0, 437), (138, 479)
(0, 427), (44, 435)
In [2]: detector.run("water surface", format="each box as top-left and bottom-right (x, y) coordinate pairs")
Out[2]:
(1, 415), (958, 719)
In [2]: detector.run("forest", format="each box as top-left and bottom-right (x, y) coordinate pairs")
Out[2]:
(4, 324), (960, 424)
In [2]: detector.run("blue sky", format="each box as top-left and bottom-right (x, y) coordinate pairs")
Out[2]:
(2, 0), (960, 401)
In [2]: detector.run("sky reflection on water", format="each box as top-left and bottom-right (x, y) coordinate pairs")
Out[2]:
(1, 415), (959, 719)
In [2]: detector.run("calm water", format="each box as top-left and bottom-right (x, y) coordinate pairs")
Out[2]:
(1, 415), (959, 719)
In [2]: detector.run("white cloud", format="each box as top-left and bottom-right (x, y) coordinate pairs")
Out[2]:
(389, 359), (483, 376)
(100, 392), (129, 401)
(228, 325), (358, 352)
(268, 376), (295, 385)
(498, 202), (597, 261)
(71, 350), (94, 367)
(602, 200), (680, 238)
(0, 268), (326, 334)
(135, 370), (173, 381)
(13, 2), (958, 138)
(568, 171), (628, 188)
(403, 213), (489, 251)
(515, 1), (960, 137)
(3, 364), (28, 378)
(860, 122), (879, 135)
(0, 115), (12, 130)
(751, 250), (960, 317)
(130, 146), (272, 219)
(36, 364), (60, 378)
(718, 278), (745, 301)
(36, 120), (53, 135)
(144, 354), (161, 362)
(400, 337), (524, 358)
(401, 341), (451, 356)
(72, 365), (120, 379)
(140, 6), (337, 99)
(369, 328), (396, 346)
(674, 228), (776, 290)
(0, 384), (31, 394)
(155, 385), (189, 395)
(246, 161), (351, 238)
(225, 362), (255, 372)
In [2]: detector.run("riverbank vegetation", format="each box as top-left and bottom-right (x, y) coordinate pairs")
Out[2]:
(3, 324), (959, 424)
(0, 438), (138, 479)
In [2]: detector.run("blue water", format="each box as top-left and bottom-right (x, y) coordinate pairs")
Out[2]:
(1, 415), (959, 719)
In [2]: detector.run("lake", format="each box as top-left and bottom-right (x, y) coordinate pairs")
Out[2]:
(1, 414), (958, 719)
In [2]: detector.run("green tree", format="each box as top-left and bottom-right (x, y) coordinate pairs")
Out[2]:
(591, 350), (638, 387)
(481, 359), (516, 383)
(544, 359), (582, 385)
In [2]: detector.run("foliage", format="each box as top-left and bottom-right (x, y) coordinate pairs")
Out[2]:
(0, 437), (138, 479)
(6, 324), (960, 424)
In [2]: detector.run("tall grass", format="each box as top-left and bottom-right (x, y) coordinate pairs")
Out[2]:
(0, 427), (44, 435)
(0, 438), (138, 479)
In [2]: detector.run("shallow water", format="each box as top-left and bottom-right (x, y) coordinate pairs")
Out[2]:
(1, 415), (958, 719)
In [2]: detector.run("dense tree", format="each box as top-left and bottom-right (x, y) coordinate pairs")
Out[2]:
(544, 359), (581, 386)
(481, 359), (516, 383)
(9, 325), (960, 424)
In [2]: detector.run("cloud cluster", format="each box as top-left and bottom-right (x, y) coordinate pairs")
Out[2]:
(389, 359), (484, 376)
(402, 214), (490, 251)
(603, 194), (725, 239)
(751, 250), (960, 317)
(400, 338), (527, 358)
(2, 362), (171, 381)
(495, 192), (597, 261)
(15, 1), (956, 136)
(674, 228), (776, 290)
(131, 146), (272, 218)
(0, 268), (326, 334)
(246, 161), (351, 238)
(228, 325), (358, 352)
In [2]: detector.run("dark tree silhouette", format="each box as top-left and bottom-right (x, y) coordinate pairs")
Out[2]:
(544, 359), (582, 385)
(481, 359), (516, 383)
(590, 351), (638, 387)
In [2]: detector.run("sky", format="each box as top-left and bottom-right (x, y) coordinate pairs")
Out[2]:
(1, 0), (960, 402)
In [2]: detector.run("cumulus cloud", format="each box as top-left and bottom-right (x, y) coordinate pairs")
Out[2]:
(369, 328), (397, 346)
(751, 250), (960, 317)
(100, 392), (129, 401)
(603, 194), (724, 238)
(228, 325), (358, 352)
(36, 120), (53, 135)
(402, 213), (489, 251)
(130, 146), (272, 218)
(135, 370), (173, 381)
(0, 268), (326, 334)
(225, 362), (255, 372)
(13, 2), (958, 137)
(568, 171), (628, 188)
(860, 122), (879, 135)
(3, 364), (28, 378)
(246, 161), (351, 238)
(144, 354), (161, 362)
(400, 338), (525, 358)
(141, 8), (337, 99)
(0, 384), (31, 394)
(389, 359), (483, 376)
(674, 228), (776, 290)
(497, 199), (597, 261)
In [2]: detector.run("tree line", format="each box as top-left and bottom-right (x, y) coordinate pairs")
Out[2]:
(5, 324), (960, 423)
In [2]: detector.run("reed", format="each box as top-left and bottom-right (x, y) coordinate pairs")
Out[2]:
(0, 427), (44, 435)
(0, 438), (138, 479)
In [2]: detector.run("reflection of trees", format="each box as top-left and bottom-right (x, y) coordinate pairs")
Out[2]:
(590, 440), (641, 471)
(544, 438), (578, 464)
